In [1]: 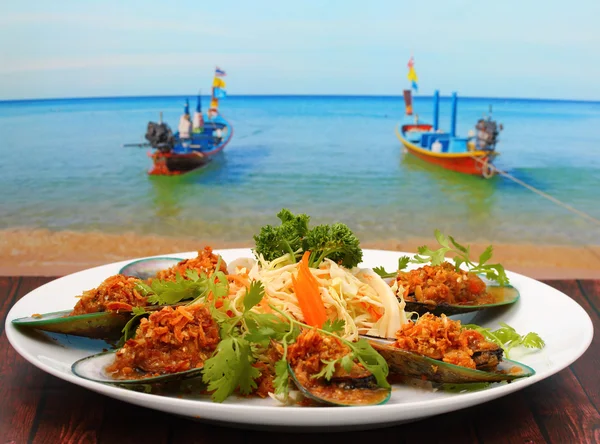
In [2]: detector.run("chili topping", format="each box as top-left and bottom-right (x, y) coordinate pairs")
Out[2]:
(393, 313), (500, 369)
(106, 304), (220, 379)
(397, 262), (494, 305)
(70, 274), (146, 315)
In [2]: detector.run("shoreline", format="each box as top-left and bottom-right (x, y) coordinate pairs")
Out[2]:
(1, 228), (599, 279)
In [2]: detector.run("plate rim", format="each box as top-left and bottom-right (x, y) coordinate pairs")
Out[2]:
(5, 248), (595, 428)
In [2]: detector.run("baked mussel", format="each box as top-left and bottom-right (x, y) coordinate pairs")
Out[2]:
(394, 262), (520, 316)
(364, 313), (534, 384)
(72, 304), (218, 384)
(286, 329), (391, 406)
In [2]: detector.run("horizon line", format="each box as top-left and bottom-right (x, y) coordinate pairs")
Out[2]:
(1, 93), (600, 105)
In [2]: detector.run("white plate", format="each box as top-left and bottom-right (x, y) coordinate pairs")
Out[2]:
(5, 249), (594, 431)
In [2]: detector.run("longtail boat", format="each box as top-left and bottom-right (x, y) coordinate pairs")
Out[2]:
(125, 67), (234, 176)
(396, 89), (502, 179)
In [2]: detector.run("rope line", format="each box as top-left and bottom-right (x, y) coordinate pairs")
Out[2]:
(473, 157), (600, 227)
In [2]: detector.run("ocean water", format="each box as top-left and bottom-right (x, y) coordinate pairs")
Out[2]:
(1, 95), (599, 246)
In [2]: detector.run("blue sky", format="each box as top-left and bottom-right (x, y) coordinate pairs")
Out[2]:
(1, 0), (598, 100)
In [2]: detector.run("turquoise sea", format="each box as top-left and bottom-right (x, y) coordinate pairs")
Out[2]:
(1, 95), (599, 246)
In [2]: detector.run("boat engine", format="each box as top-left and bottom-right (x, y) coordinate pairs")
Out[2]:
(475, 118), (502, 151)
(145, 121), (175, 153)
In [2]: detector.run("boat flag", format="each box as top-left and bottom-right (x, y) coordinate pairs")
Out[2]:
(213, 77), (226, 89)
(212, 75), (227, 99)
(407, 56), (418, 92)
(213, 87), (227, 99)
(209, 67), (227, 117)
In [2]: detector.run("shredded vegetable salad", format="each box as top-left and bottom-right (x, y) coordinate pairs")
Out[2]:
(225, 252), (408, 341)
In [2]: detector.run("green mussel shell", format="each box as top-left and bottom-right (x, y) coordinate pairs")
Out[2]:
(367, 336), (535, 383)
(288, 364), (391, 406)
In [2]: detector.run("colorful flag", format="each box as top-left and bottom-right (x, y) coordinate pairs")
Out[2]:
(215, 67), (226, 77)
(407, 57), (418, 92)
(213, 87), (227, 99)
(212, 77), (226, 88)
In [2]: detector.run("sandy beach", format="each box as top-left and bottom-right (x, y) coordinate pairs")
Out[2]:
(1, 228), (599, 279)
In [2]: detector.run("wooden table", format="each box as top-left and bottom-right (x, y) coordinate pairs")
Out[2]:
(1, 277), (598, 443)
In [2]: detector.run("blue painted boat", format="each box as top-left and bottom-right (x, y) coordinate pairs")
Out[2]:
(137, 68), (233, 175)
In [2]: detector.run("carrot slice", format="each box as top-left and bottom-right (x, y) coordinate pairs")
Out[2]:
(291, 251), (327, 328)
(362, 302), (383, 321)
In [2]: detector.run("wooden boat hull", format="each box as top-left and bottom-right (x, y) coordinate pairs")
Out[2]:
(148, 152), (211, 176)
(396, 124), (495, 177)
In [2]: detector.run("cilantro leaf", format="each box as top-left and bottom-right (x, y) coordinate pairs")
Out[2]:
(462, 322), (545, 359)
(140, 271), (210, 305)
(448, 235), (469, 254)
(373, 256), (412, 278)
(208, 269), (229, 300)
(322, 319), (345, 335)
(434, 229), (449, 248)
(238, 356), (262, 396)
(132, 306), (146, 316)
(478, 245), (493, 265)
(243, 281), (265, 313)
(409, 230), (509, 285)
(373, 266), (396, 279)
(202, 336), (260, 402)
(350, 339), (390, 388)
(521, 332), (546, 349)
(116, 311), (147, 347)
(414, 244), (450, 266)
(397, 256), (410, 270)
(311, 359), (338, 381)
(135, 281), (154, 296)
(340, 354), (354, 373)
(244, 312), (294, 346)
(274, 358), (290, 396)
